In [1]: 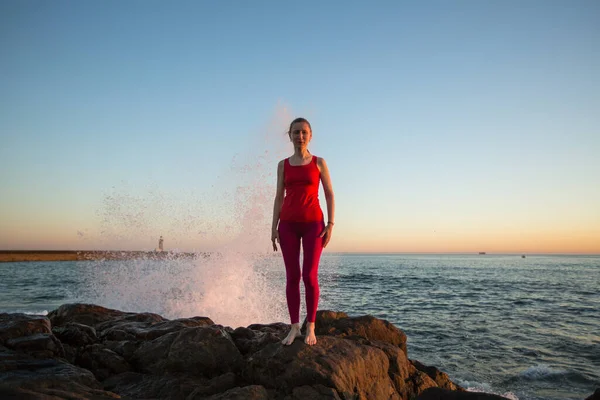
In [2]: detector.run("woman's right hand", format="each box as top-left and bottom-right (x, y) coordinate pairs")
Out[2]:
(271, 229), (279, 251)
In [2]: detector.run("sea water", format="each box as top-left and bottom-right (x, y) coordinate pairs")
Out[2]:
(1, 253), (598, 400)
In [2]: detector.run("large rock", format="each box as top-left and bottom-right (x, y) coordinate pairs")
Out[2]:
(289, 384), (342, 399)
(231, 322), (288, 356)
(132, 325), (243, 377)
(52, 322), (99, 347)
(308, 310), (408, 355)
(98, 315), (214, 341)
(1, 305), (470, 400)
(0, 314), (64, 359)
(411, 360), (464, 391)
(0, 345), (117, 398)
(6, 333), (65, 359)
(245, 336), (397, 399)
(0, 314), (52, 343)
(103, 371), (207, 399)
(203, 385), (271, 400)
(586, 388), (600, 400)
(76, 343), (132, 381)
(48, 303), (131, 328)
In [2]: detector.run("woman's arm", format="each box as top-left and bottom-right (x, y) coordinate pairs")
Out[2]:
(318, 157), (335, 247)
(271, 160), (285, 250)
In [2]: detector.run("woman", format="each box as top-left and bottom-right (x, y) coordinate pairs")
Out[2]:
(271, 117), (335, 346)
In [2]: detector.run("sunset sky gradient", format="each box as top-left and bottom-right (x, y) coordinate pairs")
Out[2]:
(1, 1), (599, 253)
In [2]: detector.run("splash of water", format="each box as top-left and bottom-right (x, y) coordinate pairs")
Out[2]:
(80, 105), (297, 327)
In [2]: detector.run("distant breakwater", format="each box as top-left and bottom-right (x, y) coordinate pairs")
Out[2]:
(0, 250), (200, 263)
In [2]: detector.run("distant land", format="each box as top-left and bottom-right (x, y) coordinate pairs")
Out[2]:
(0, 250), (198, 263)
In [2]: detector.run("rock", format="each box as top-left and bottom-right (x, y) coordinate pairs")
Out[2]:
(308, 310), (408, 355)
(245, 336), (397, 399)
(231, 323), (288, 355)
(0, 313), (52, 343)
(2, 305), (471, 400)
(52, 322), (98, 346)
(103, 371), (207, 399)
(186, 372), (239, 398)
(203, 385), (271, 400)
(366, 340), (437, 398)
(586, 388), (600, 400)
(416, 387), (512, 400)
(103, 339), (143, 364)
(290, 384), (342, 399)
(6, 333), (65, 359)
(132, 325), (243, 377)
(0, 345), (117, 398)
(48, 303), (130, 327)
(98, 315), (214, 341)
(76, 343), (132, 381)
(411, 360), (464, 391)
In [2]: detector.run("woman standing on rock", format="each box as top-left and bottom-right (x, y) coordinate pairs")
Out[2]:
(271, 117), (335, 346)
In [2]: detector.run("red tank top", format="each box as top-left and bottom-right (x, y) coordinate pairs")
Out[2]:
(280, 156), (324, 222)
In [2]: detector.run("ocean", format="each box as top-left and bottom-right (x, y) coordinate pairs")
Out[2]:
(1, 253), (598, 399)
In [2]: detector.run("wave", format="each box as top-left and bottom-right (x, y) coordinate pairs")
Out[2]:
(519, 364), (568, 380)
(0, 309), (49, 316)
(459, 380), (519, 400)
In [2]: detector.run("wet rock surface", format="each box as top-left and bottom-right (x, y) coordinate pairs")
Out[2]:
(2, 305), (563, 399)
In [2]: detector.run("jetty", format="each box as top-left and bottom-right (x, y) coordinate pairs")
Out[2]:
(0, 250), (199, 263)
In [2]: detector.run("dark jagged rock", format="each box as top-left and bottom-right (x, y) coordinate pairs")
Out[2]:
(416, 387), (512, 399)
(289, 384), (342, 399)
(52, 322), (99, 347)
(231, 322), (288, 355)
(6, 333), (65, 359)
(306, 310), (408, 355)
(0, 346), (117, 398)
(586, 388), (600, 400)
(48, 303), (131, 328)
(244, 336), (397, 398)
(0, 313), (52, 343)
(411, 359), (464, 391)
(132, 325), (243, 377)
(76, 343), (132, 381)
(103, 371), (207, 399)
(202, 385), (271, 400)
(1, 304), (490, 400)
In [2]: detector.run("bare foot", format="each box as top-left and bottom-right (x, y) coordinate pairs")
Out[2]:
(282, 323), (302, 345)
(305, 322), (317, 346)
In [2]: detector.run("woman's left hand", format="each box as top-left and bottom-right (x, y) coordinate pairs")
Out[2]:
(319, 223), (333, 248)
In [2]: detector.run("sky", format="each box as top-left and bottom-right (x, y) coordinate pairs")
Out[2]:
(1, 1), (599, 254)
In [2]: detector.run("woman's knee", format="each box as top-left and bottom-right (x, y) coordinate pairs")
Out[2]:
(302, 275), (319, 290)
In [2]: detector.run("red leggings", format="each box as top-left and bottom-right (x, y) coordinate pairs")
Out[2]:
(278, 220), (325, 324)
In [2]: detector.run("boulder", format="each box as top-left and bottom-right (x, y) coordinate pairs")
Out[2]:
(132, 325), (243, 377)
(5, 333), (64, 359)
(411, 359), (464, 391)
(245, 336), (397, 399)
(0, 345), (117, 398)
(48, 303), (131, 328)
(289, 384), (342, 399)
(103, 371), (207, 399)
(586, 388), (600, 400)
(52, 322), (98, 347)
(307, 310), (408, 355)
(231, 322), (288, 356)
(203, 385), (271, 400)
(0, 314), (52, 343)
(76, 343), (132, 381)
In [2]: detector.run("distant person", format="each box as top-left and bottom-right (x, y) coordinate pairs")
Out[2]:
(271, 117), (335, 346)
(159, 236), (164, 252)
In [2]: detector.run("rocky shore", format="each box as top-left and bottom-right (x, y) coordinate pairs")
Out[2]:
(1, 304), (597, 399)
